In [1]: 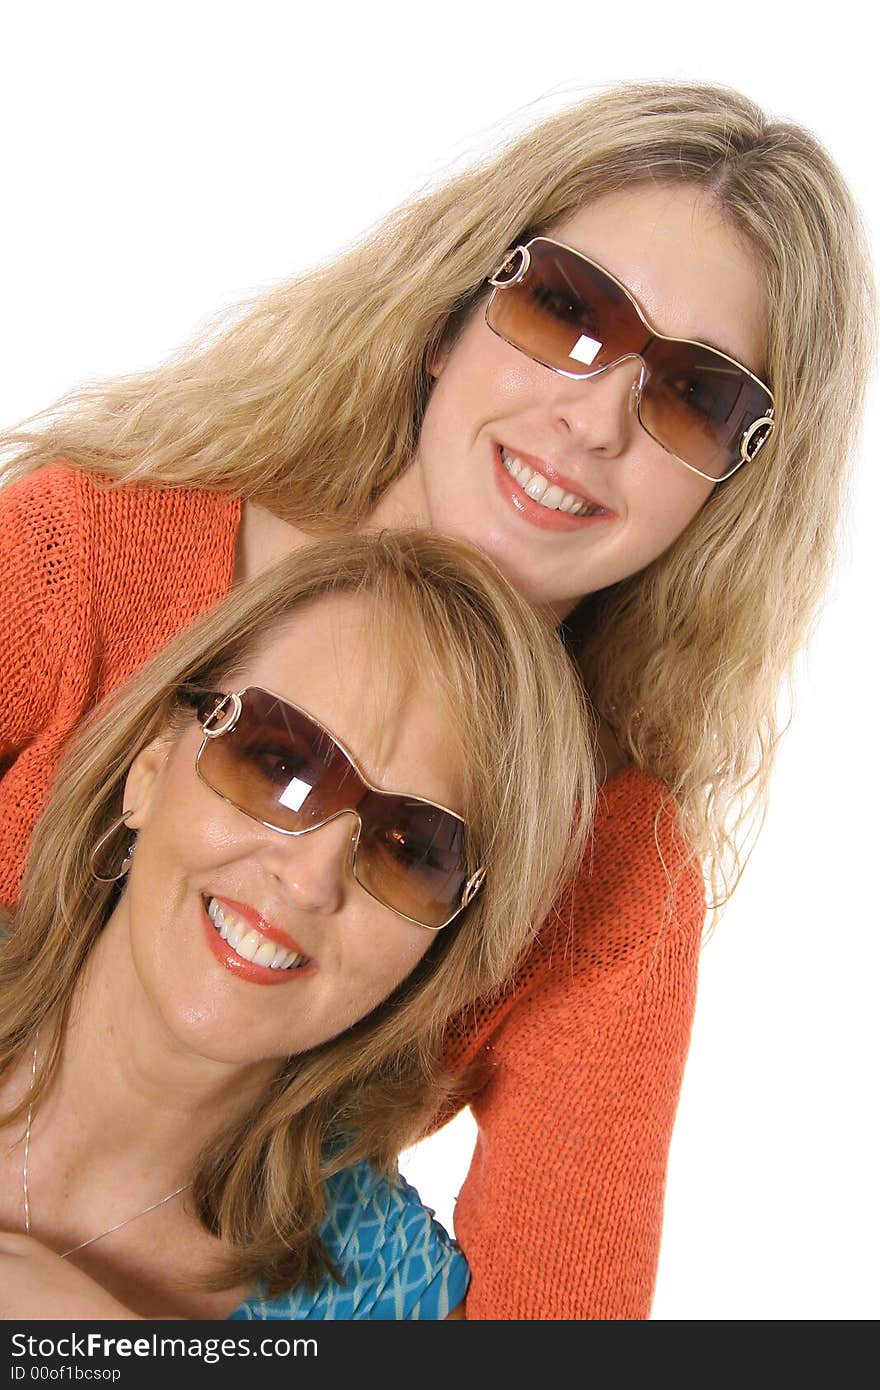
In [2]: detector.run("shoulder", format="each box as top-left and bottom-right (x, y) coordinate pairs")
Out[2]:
(69, 466), (241, 595)
(6, 463), (240, 669)
(0, 460), (242, 745)
(0, 466), (88, 704)
(1, 461), (240, 583)
(0, 463), (85, 576)
(230, 1162), (469, 1321)
(80, 469), (241, 649)
(513, 766), (705, 1028)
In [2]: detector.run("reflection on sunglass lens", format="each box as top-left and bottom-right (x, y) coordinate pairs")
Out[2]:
(488, 240), (643, 376)
(201, 693), (362, 829)
(358, 794), (468, 930)
(640, 339), (773, 481)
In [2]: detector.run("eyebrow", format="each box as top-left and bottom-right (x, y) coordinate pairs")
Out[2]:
(687, 331), (755, 370)
(548, 239), (762, 377)
(639, 301), (762, 379)
(629, 285), (756, 372)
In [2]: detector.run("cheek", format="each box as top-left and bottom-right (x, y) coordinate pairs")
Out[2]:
(426, 326), (530, 438)
(123, 772), (247, 971)
(139, 749), (242, 877)
(631, 457), (715, 541)
(338, 919), (433, 1024)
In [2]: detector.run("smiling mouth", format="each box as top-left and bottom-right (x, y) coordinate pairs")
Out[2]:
(204, 896), (310, 971)
(499, 447), (609, 516)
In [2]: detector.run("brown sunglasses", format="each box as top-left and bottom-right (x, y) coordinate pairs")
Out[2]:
(486, 237), (775, 482)
(184, 687), (486, 931)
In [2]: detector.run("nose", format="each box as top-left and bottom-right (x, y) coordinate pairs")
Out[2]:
(552, 355), (644, 455)
(259, 811), (359, 914)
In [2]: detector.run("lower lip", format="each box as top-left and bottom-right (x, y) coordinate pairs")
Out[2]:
(491, 446), (614, 533)
(201, 903), (314, 986)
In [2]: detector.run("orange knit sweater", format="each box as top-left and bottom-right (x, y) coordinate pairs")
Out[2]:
(0, 464), (705, 1320)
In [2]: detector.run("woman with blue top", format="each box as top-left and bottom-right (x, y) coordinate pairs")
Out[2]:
(0, 530), (593, 1320)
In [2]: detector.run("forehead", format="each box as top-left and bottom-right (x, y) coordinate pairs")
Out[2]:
(548, 182), (769, 375)
(231, 592), (462, 808)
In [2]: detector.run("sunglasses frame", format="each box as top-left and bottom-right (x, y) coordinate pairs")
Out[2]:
(485, 237), (776, 483)
(190, 688), (486, 932)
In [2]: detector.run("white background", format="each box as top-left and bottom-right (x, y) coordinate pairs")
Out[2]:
(1, 2), (876, 1320)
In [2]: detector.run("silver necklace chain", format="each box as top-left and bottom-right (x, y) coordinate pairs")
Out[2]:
(23, 1041), (191, 1260)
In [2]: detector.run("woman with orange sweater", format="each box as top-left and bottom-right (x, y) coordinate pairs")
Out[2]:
(0, 80), (875, 1318)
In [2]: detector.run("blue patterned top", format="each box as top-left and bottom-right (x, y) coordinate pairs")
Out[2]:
(229, 1162), (469, 1320)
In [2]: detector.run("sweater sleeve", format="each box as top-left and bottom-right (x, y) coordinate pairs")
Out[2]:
(448, 772), (705, 1320)
(0, 466), (84, 764)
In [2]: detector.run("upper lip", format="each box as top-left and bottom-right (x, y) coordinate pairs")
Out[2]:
(208, 894), (312, 960)
(498, 442), (614, 513)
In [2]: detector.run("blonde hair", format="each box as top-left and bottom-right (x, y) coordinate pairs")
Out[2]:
(0, 529), (595, 1295)
(0, 80), (875, 903)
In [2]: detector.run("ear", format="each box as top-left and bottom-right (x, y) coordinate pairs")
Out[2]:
(121, 738), (174, 833)
(428, 297), (479, 378)
(427, 315), (464, 378)
(426, 338), (450, 379)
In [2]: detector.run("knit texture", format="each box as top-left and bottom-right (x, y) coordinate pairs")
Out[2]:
(0, 465), (241, 900)
(438, 769), (703, 1319)
(0, 464), (705, 1319)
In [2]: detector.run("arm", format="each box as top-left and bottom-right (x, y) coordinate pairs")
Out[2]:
(0, 466), (82, 764)
(448, 770), (705, 1320)
(0, 466), (89, 905)
(0, 1235), (140, 1320)
(0, 464), (240, 908)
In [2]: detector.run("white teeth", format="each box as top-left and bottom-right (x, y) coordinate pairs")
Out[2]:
(235, 929), (262, 962)
(500, 449), (600, 515)
(253, 939), (278, 967)
(205, 897), (306, 971)
(210, 900), (232, 941)
(502, 451), (533, 485)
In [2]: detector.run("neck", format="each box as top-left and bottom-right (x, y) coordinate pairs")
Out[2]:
(237, 483), (586, 621)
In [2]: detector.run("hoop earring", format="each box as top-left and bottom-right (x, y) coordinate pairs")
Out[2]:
(89, 811), (137, 883)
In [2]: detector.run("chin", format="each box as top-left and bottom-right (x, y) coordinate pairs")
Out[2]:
(150, 996), (273, 1066)
(477, 548), (558, 605)
(164, 1001), (342, 1068)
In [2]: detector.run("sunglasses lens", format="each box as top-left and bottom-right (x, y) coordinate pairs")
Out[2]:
(639, 338), (773, 481)
(358, 794), (469, 930)
(198, 689), (362, 830)
(487, 239), (638, 376)
(197, 689), (471, 928)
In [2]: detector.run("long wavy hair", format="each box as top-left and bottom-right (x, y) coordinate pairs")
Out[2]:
(0, 80), (875, 902)
(0, 530), (595, 1296)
